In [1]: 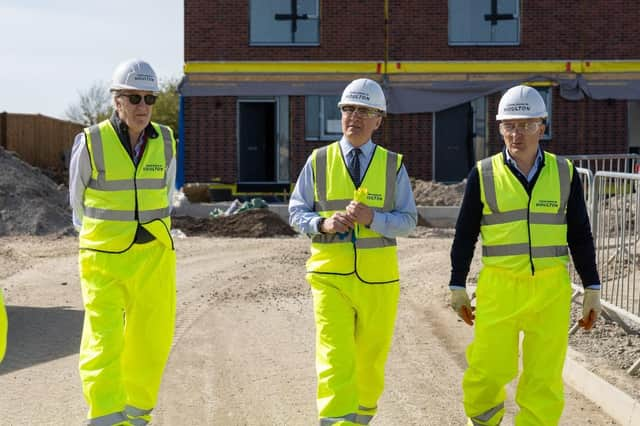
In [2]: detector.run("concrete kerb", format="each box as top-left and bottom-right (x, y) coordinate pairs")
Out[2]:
(563, 348), (640, 426)
(173, 203), (460, 229)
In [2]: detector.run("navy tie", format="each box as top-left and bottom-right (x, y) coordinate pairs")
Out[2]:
(349, 148), (362, 187)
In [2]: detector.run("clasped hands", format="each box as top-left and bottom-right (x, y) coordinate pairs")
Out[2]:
(319, 201), (374, 234)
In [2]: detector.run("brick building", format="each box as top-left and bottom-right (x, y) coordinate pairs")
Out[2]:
(179, 0), (640, 197)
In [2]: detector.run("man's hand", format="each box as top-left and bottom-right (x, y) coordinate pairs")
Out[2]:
(320, 212), (355, 234)
(579, 288), (602, 330)
(346, 201), (374, 226)
(451, 289), (475, 326)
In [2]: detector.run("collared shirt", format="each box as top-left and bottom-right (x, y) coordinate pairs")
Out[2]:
(288, 136), (417, 237)
(505, 147), (543, 182)
(69, 113), (176, 230)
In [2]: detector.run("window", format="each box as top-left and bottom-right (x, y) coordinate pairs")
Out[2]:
(449, 0), (519, 45)
(536, 86), (552, 140)
(306, 96), (342, 141)
(250, 0), (319, 46)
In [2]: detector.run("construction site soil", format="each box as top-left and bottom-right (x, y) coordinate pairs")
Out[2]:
(0, 145), (637, 424)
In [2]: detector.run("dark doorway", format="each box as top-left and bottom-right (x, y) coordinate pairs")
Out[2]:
(238, 101), (276, 182)
(434, 102), (474, 182)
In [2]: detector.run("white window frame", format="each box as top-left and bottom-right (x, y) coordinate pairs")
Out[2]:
(448, 0), (520, 46)
(249, 0), (320, 46)
(305, 96), (342, 141)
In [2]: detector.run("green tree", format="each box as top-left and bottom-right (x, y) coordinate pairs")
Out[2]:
(65, 81), (113, 125)
(152, 77), (180, 137)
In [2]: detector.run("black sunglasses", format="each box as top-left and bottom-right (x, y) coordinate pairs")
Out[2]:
(119, 94), (157, 105)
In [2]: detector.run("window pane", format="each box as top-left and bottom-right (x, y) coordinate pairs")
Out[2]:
(536, 87), (552, 140)
(449, 0), (519, 45)
(323, 96), (341, 136)
(250, 0), (319, 45)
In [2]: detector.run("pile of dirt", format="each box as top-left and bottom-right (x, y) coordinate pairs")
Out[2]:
(172, 209), (296, 238)
(412, 179), (466, 206)
(0, 146), (73, 236)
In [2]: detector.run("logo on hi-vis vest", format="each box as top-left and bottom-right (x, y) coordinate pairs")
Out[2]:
(143, 164), (164, 173)
(535, 199), (558, 208)
(367, 193), (383, 202)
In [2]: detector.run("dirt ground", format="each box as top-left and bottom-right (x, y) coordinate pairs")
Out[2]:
(0, 229), (622, 425)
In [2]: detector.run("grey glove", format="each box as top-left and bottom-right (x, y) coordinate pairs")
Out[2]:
(583, 288), (602, 321)
(451, 289), (472, 318)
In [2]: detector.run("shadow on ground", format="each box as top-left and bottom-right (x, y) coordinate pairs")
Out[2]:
(0, 305), (83, 375)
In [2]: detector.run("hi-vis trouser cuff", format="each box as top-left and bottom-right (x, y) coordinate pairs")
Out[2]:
(320, 412), (374, 425)
(85, 405), (152, 426)
(468, 402), (504, 425)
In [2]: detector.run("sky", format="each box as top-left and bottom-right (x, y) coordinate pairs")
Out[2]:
(0, 1), (183, 120)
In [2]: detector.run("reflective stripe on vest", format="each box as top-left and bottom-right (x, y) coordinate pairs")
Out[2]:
(308, 142), (401, 283)
(478, 152), (571, 273)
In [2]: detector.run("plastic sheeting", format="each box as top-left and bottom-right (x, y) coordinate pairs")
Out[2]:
(179, 74), (640, 114)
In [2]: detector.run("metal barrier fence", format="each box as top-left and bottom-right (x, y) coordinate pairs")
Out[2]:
(566, 153), (640, 175)
(568, 157), (640, 374)
(591, 172), (640, 320)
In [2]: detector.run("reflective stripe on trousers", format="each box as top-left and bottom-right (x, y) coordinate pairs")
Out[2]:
(320, 412), (374, 425)
(85, 411), (128, 426)
(467, 402), (504, 425)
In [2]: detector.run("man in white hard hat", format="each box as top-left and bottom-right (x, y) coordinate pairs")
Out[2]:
(449, 85), (601, 425)
(69, 59), (177, 425)
(289, 78), (417, 424)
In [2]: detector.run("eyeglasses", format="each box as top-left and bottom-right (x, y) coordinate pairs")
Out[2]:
(340, 105), (381, 118)
(119, 93), (158, 106)
(499, 122), (542, 135)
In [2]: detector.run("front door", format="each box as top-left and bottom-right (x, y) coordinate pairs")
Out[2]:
(434, 102), (474, 182)
(238, 101), (276, 182)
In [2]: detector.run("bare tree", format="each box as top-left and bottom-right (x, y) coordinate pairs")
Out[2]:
(65, 81), (113, 126)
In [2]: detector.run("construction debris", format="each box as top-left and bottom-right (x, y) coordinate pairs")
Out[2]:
(0, 146), (73, 236)
(172, 209), (296, 238)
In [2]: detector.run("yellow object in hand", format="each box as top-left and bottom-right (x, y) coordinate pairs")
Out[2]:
(354, 187), (368, 203)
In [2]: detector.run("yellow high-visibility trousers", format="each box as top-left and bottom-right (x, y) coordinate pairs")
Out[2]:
(79, 240), (176, 424)
(307, 273), (399, 425)
(0, 289), (6, 363)
(463, 265), (572, 426)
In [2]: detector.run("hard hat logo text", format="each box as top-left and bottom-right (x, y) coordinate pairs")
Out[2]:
(346, 91), (371, 102)
(504, 103), (531, 112)
(135, 74), (156, 82)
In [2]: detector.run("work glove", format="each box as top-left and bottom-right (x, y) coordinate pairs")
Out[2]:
(579, 288), (602, 330)
(451, 289), (475, 326)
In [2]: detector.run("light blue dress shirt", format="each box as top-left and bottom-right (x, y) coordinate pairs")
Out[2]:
(288, 137), (417, 237)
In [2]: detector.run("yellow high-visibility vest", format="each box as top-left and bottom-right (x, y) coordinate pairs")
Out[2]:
(79, 120), (176, 252)
(478, 151), (573, 274)
(307, 142), (402, 283)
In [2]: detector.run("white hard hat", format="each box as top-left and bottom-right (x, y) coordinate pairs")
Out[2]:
(110, 59), (160, 93)
(496, 85), (547, 120)
(338, 78), (386, 113)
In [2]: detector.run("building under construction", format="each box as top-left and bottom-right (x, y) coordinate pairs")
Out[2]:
(178, 0), (640, 198)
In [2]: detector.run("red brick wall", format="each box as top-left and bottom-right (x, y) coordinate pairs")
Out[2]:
(182, 1), (636, 184)
(186, 1), (640, 61)
(183, 97), (237, 183)
(388, 0), (640, 60)
(185, 0), (385, 61)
